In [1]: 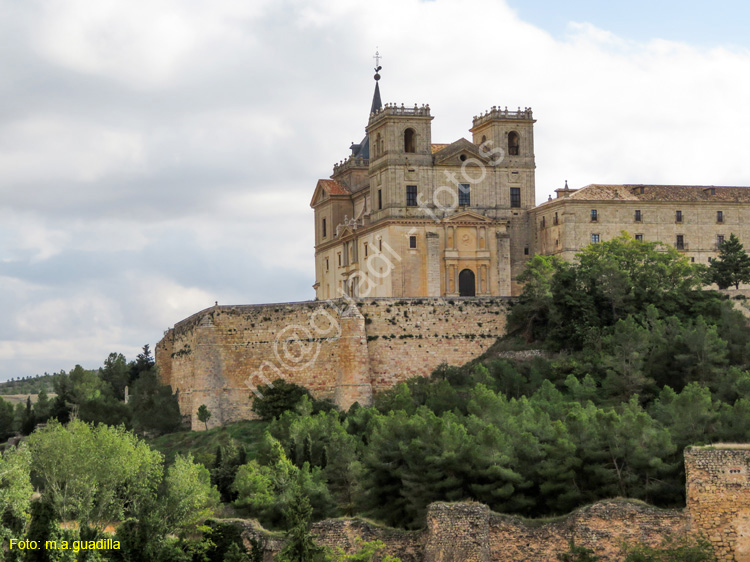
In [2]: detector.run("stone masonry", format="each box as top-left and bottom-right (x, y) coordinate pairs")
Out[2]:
(220, 447), (750, 561)
(685, 445), (750, 561)
(155, 297), (509, 430)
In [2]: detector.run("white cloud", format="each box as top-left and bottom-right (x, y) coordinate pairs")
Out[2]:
(2, 0), (750, 379)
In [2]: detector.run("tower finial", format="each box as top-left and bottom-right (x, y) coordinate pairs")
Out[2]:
(373, 48), (382, 81)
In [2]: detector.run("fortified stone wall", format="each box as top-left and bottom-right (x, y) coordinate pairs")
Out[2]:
(228, 500), (687, 562)
(155, 297), (509, 429)
(685, 445), (750, 561)
(215, 447), (750, 561)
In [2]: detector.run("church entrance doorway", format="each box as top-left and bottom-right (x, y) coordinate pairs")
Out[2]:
(459, 269), (476, 297)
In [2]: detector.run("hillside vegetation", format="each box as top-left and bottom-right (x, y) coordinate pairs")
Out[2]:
(1, 234), (746, 561)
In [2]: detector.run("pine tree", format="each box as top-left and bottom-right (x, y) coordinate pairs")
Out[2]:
(197, 404), (212, 431)
(709, 233), (750, 289)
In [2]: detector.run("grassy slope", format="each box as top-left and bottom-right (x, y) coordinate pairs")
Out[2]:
(147, 419), (269, 466)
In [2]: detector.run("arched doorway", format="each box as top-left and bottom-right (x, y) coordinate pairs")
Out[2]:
(459, 269), (476, 297)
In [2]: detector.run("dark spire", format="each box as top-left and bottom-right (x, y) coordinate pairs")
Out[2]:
(371, 50), (383, 115)
(370, 81), (382, 115)
(349, 51), (383, 159)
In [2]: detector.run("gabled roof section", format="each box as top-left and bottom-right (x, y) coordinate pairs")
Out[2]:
(444, 210), (494, 223)
(558, 184), (750, 203)
(310, 179), (352, 207)
(432, 138), (493, 165)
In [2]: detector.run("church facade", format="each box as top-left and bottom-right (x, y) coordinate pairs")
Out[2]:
(311, 73), (536, 299)
(312, 73), (750, 298)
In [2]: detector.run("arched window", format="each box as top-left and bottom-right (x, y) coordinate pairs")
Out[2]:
(404, 128), (416, 153)
(508, 131), (520, 156)
(374, 133), (381, 158)
(481, 135), (487, 145)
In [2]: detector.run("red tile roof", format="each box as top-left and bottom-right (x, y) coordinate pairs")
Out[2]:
(318, 179), (351, 195)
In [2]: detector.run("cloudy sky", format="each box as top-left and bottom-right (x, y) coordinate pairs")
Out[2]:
(2, 0), (750, 381)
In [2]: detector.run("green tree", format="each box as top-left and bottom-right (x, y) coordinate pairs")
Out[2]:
(163, 453), (220, 533)
(129, 370), (182, 435)
(0, 445), (33, 548)
(709, 233), (750, 289)
(508, 254), (565, 341)
(100, 352), (130, 401)
(129, 344), (156, 386)
(273, 495), (328, 562)
(27, 419), (163, 529)
(252, 379), (314, 421)
(0, 398), (15, 441)
(34, 389), (52, 423)
(198, 404), (212, 431)
(233, 433), (336, 529)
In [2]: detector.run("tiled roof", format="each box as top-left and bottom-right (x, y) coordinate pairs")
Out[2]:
(431, 144), (450, 154)
(563, 184), (750, 203)
(318, 179), (351, 195)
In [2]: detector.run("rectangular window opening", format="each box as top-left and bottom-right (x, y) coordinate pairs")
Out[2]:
(322, 218), (327, 238)
(378, 189), (382, 210)
(634, 210), (642, 222)
(409, 235), (417, 249)
(676, 210), (683, 223)
(591, 233), (600, 243)
(406, 185), (418, 207)
(591, 209), (598, 222)
(717, 210), (724, 223)
(635, 234), (643, 242)
(510, 188), (521, 208)
(676, 234), (685, 249)
(459, 184), (470, 206)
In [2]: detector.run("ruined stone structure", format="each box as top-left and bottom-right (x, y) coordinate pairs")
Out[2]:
(686, 445), (750, 561)
(219, 446), (750, 562)
(156, 298), (509, 429)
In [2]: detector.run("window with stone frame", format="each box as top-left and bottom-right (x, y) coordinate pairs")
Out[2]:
(508, 131), (520, 155)
(591, 233), (600, 243)
(406, 185), (418, 207)
(634, 210), (642, 222)
(510, 188), (521, 208)
(409, 235), (417, 249)
(459, 184), (470, 206)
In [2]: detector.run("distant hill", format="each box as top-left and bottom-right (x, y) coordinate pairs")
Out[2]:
(0, 373), (58, 395)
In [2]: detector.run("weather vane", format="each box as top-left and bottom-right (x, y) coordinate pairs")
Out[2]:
(373, 48), (382, 81)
